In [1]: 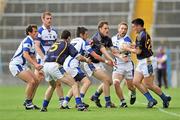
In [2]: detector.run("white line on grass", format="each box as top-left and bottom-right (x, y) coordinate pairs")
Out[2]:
(125, 95), (180, 118)
(136, 101), (180, 118)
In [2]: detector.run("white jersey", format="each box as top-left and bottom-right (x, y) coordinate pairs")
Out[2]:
(36, 25), (58, 64)
(10, 36), (36, 66)
(63, 37), (93, 68)
(112, 34), (132, 64)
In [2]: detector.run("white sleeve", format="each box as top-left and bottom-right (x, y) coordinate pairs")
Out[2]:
(71, 40), (82, 53)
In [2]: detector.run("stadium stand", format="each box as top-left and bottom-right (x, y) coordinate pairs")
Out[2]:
(0, 0), (135, 75)
(153, 0), (180, 87)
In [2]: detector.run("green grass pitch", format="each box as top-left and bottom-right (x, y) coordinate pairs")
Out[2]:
(0, 85), (180, 120)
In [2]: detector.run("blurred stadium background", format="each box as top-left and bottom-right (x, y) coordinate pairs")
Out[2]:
(0, 0), (180, 87)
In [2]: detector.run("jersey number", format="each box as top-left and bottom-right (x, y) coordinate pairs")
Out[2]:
(49, 43), (58, 52)
(145, 38), (152, 51)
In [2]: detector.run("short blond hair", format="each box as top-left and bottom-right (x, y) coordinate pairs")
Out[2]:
(41, 11), (52, 19)
(118, 22), (128, 29)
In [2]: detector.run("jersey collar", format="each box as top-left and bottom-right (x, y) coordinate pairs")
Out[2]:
(27, 35), (34, 41)
(42, 25), (52, 31)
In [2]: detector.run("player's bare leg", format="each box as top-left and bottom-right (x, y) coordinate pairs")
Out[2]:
(63, 77), (91, 108)
(91, 70), (115, 108)
(143, 75), (171, 108)
(55, 80), (64, 108)
(133, 71), (157, 108)
(113, 73), (127, 107)
(17, 70), (39, 110)
(126, 79), (136, 105)
(41, 73), (86, 112)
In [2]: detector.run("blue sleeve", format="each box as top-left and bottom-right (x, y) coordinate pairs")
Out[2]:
(36, 27), (43, 41)
(23, 38), (32, 52)
(124, 36), (132, 43)
(68, 44), (79, 57)
(85, 41), (93, 53)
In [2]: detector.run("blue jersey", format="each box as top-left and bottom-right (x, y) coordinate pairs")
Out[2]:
(112, 34), (132, 63)
(90, 32), (113, 63)
(10, 36), (36, 65)
(36, 25), (58, 55)
(45, 40), (78, 65)
(136, 29), (153, 60)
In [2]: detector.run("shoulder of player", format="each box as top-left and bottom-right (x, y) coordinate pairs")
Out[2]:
(51, 27), (58, 34)
(124, 35), (132, 43)
(91, 32), (101, 41)
(71, 37), (84, 43)
(38, 26), (44, 34)
(137, 30), (147, 41)
(23, 36), (33, 44)
(22, 36), (34, 48)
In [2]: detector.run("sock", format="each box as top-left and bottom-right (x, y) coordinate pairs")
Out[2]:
(120, 99), (126, 103)
(65, 96), (71, 102)
(80, 93), (85, 102)
(159, 92), (167, 102)
(144, 92), (154, 101)
(59, 97), (64, 106)
(25, 99), (32, 104)
(42, 100), (49, 108)
(105, 96), (111, 106)
(75, 97), (82, 105)
(94, 91), (101, 98)
(131, 90), (136, 95)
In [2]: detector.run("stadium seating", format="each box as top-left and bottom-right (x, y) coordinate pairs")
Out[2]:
(153, 0), (180, 67)
(0, 0), (134, 74)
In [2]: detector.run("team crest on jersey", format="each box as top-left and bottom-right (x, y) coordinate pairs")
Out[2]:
(24, 43), (31, 48)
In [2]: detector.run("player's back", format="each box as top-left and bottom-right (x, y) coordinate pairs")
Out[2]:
(45, 40), (78, 66)
(64, 37), (88, 68)
(136, 30), (153, 60)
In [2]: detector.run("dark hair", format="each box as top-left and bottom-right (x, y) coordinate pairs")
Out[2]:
(98, 20), (108, 29)
(61, 30), (71, 39)
(131, 18), (144, 27)
(25, 24), (37, 35)
(76, 27), (88, 37)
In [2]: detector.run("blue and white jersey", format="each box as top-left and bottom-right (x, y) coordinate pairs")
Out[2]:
(111, 34), (132, 64)
(36, 25), (58, 61)
(10, 36), (36, 65)
(64, 37), (93, 68)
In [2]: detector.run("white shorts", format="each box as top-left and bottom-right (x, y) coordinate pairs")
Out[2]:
(84, 62), (106, 77)
(43, 62), (65, 82)
(9, 62), (28, 76)
(136, 56), (157, 77)
(112, 61), (134, 80)
(63, 65), (85, 78)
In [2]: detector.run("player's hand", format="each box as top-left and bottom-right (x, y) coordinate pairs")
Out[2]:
(131, 42), (136, 48)
(34, 63), (43, 71)
(85, 57), (92, 64)
(88, 39), (94, 46)
(36, 70), (45, 81)
(105, 60), (114, 67)
(130, 48), (137, 53)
